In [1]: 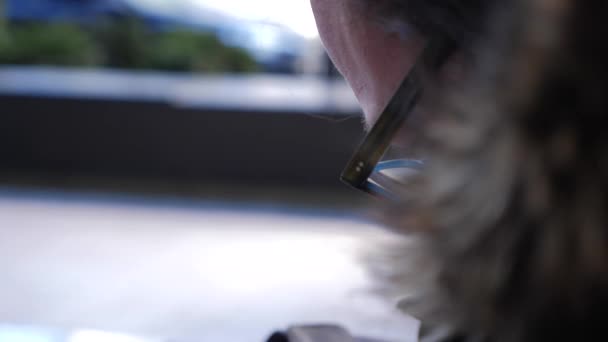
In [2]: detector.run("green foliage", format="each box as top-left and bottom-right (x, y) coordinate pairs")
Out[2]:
(0, 25), (8, 55)
(0, 0), (5, 30)
(94, 17), (149, 69)
(145, 30), (220, 71)
(146, 30), (257, 73)
(215, 46), (259, 73)
(0, 16), (259, 73)
(0, 23), (99, 66)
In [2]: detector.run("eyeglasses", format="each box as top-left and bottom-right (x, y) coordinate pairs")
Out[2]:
(340, 37), (455, 200)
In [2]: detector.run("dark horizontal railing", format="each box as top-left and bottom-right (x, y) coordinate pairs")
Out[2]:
(0, 67), (364, 193)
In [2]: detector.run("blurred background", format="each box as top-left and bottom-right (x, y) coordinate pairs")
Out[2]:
(0, 1), (418, 341)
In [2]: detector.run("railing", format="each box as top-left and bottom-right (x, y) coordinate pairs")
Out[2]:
(0, 67), (364, 191)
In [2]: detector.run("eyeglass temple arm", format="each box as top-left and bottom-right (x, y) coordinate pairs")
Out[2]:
(340, 37), (456, 190)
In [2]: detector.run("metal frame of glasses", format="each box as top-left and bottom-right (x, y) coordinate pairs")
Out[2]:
(340, 37), (455, 199)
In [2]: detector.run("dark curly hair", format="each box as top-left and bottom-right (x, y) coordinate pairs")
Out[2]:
(358, 0), (496, 48)
(361, 0), (608, 341)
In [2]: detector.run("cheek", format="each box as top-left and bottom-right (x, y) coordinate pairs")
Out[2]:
(356, 34), (424, 126)
(309, 0), (350, 70)
(310, 0), (424, 125)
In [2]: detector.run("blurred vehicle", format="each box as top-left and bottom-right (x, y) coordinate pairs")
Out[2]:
(4, 0), (307, 73)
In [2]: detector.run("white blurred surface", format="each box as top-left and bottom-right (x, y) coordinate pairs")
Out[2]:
(192, 0), (318, 38)
(0, 191), (418, 342)
(0, 68), (359, 114)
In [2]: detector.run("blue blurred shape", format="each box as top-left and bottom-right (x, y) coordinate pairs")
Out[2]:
(6, 0), (130, 22)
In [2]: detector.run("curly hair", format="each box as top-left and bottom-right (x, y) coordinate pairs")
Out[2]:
(357, 0), (496, 48)
(362, 0), (608, 341)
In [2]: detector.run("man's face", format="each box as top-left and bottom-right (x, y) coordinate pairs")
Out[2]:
(310, 0), (425, 127)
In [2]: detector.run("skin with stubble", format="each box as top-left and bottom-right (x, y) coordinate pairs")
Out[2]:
(310, 0), (425, 127)
(310, 0), (465, 149)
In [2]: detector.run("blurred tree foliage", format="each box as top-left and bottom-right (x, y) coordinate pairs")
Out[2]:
(0, 15), (259, 73)
(0, 0), (7, 50)
(0, 23), (99, 66)
(94, 16), (149, 69)
(145, 30), (257, 73)
(0, 0), (5, 31)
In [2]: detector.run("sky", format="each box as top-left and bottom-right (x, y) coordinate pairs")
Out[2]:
(133, 0), (320, 38)
(196, 0), (319, 38)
